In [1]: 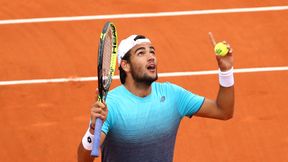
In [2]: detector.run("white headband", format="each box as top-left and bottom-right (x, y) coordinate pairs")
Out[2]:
(117, 35), (151, 65)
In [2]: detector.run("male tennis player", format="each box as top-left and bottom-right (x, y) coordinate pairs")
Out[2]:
(78, 35), (234, 162)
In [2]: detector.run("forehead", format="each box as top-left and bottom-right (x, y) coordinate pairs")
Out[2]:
(130, 42), (154, 52)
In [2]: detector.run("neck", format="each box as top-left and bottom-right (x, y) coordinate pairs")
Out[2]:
(124, 80), (152, 97)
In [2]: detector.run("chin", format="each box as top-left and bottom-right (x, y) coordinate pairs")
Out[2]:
(142, 74), (158, 86)
(149, 74), (158, 82)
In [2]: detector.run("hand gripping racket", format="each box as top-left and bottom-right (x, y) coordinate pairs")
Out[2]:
(91, 22), (118, 157)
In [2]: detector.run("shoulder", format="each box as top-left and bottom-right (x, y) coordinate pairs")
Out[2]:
(107, 85), (124, 96)
(105, 85), (125, 106)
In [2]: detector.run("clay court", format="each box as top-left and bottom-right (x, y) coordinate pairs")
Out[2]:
(1, 0), (288, 162)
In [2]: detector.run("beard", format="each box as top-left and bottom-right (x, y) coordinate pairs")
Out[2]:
(130, 64), (158, 86)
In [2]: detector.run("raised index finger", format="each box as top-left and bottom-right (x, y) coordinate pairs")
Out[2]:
(208, 32), (216, 47)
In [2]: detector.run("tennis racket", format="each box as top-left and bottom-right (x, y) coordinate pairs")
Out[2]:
(91, 22), (118, 157)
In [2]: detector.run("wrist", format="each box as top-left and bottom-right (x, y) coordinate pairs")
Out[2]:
(82, 127), (94, 150)
(89, 123), (95, 134)
(218, 67), (234, 87)
(90, 123), (95, 130)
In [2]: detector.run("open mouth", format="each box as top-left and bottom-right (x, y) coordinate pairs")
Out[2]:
(147, 64), (156, 72)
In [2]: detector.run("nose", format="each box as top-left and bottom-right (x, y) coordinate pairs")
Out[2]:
(147, 53), (156, 62)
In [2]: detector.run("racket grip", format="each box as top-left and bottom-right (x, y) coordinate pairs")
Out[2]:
(91, 118), (103, 157)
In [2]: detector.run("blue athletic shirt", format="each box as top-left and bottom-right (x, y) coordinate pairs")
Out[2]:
(101, 82), (205, 162)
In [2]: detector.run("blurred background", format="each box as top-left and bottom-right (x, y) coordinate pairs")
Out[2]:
(0, 0), (288, 161)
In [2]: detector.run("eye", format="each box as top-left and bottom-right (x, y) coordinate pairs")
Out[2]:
(150, 50), (156, 55)
(137, 51), (145, 56)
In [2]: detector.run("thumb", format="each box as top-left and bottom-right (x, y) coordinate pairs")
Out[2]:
(95, 88), (99, 95)
(95, 88), (100, 101)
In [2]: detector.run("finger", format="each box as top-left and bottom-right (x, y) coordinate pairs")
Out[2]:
(93, 101), (107, 110)
(228, 47), (233, 54)
(91, 108), (107, 120)
(91, 104), (107, 114)
(102, 101), (108, 110)
(93, 101), (106, 108)
(92, 113), (105, 120)
(91, 107), (102, 113)
(95, 88), (100, 101)
(91, 108), (99, 120)
(91, 103), (104, 114)
(98, 114), (106, 121)
(222, 41), (233, 55)
(91, 106), (107, 119)
(90, 112), (97, 125)
(208, 32), (216, 46)
(95, 88), (104, 103)
(90, 109), (105, 124)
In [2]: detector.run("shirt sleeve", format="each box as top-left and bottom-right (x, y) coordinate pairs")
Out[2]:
(169, 83), (205, 118)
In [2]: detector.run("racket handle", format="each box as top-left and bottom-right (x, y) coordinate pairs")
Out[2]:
(91, 118), (103, 157)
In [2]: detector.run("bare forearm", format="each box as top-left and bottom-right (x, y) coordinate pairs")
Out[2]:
(77, 128), (95, 162)
(77, 127), (106, 162)
(77, 143), (94, 162)
(216, 85), (234, 119)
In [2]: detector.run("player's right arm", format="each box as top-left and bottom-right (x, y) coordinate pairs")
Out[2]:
(77, 132), (106, 162)
(77, 101), (108, 162)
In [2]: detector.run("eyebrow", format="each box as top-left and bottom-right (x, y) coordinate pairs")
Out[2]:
(135, 47), (145, 54)
(135, 46), (156, 54)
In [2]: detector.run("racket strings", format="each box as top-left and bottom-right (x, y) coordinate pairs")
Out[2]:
(102, 27), (113, 88)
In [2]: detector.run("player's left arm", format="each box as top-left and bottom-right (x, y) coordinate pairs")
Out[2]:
(195, 86), (234, 120)
(195, 43), (234, 120)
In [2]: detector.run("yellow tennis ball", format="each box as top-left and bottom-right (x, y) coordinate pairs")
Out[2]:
(214, 42), (229, 56)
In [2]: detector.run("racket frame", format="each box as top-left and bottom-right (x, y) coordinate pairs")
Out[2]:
(91, 22), (117, 157)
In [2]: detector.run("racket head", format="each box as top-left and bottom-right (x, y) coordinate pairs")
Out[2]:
(97, 22), (118, 101)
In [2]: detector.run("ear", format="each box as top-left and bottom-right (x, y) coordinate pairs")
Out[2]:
(120, 60), (130, 72)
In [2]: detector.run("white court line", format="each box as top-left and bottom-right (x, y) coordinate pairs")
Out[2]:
(0, 6), (288, 25)
(0, 66), (287, 86)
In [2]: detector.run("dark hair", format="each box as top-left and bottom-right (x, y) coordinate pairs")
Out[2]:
(119, 51), (131, 84)
(119, 35), (147, 84)
(133, 35), (146, 41)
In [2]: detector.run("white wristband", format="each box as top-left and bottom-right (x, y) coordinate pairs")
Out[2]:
(219, 67), (234, 87)
(82, 128), (94, 150)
